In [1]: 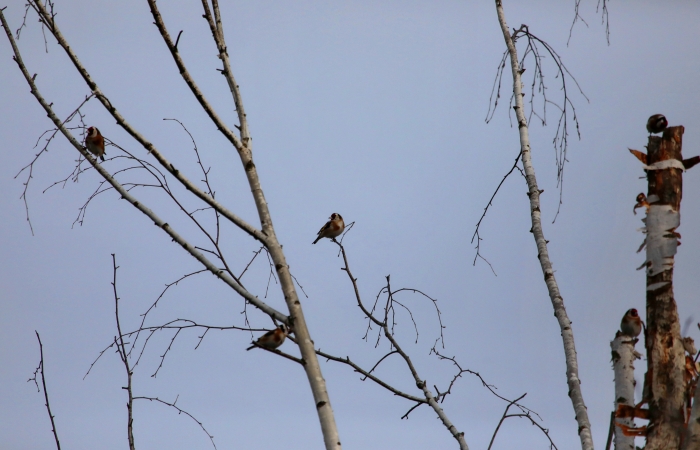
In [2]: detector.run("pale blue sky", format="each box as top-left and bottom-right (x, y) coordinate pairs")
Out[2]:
(2, 1), (700, 449)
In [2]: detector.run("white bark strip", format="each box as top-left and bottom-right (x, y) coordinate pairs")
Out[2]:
(643, 205), (680, 276)
(611, 335), (638, 450)
(494, 2), (594, 449)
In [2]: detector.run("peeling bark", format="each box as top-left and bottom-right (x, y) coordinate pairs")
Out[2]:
(611, 334), (639, 450)
(643, 126), (687, 450)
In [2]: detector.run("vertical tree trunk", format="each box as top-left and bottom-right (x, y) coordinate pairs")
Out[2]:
(643, 126), (687, 450)
(611, 334), (639, 450)
(494, 2), (594, 449)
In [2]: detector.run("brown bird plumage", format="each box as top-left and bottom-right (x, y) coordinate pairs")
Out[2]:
(620, 308), (643, 338)
(246, 324), (289, 351)
(85, 126), (106, 161)
(312, 213), (345, 244)
(646, 114), (668, 135)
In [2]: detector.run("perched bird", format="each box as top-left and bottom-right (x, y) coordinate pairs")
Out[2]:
(312, 213), (345, 244)
(633, 193), (649, 215)
(246, 324), (289, 351)
(85, 126), (106, 161)
(646, 114), (668, 135)
(620, 308), (643, 338)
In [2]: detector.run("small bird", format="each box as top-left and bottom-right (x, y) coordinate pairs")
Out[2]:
(620, 308), (643, 338)
(246, 324), (289, 351)
(633, 193), (649, 215)
(85, 126), (106, 161)
(312, 213), (345, 244)
(646, 114), (668, 135)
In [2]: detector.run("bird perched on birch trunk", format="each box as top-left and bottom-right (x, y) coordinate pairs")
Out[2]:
(620, 308), (643, 338)
(85, 126), (106, 161)
(312, 213), (345, 244)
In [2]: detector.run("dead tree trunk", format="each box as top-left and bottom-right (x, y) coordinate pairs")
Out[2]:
(640, 126), (687, 449)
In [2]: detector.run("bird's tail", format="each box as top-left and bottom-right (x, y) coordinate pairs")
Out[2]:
(246, 344), (255, 351)
(312, 236), (321, 244)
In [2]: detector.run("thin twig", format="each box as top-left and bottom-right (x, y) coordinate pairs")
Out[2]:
(29, 331), (62, 450)
(470, 149), (523, 271)
(111, 254), (135, 450)
(134, 396), (218, 450)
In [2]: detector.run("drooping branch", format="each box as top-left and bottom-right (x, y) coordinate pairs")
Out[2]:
(493, 2), (593, 449)
(487, 20), (587, 221)
(134, 396), (217, 450)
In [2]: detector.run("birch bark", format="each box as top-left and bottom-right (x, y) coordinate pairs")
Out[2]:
(494, 2), (593, 449)
(611, 335), (638, 450)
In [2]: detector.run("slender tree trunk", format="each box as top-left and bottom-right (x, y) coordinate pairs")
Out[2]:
(643, 126), (687, 450)
(494, 2), (593, 449)
(611, 334), (638, 450)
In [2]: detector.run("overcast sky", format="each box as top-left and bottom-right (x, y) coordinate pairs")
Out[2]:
(2, 1), (700, 449)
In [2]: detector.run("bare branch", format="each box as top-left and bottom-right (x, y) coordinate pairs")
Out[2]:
(111, 255), (135, 450)
(471, 149), (523, 271)
(14, 94), (94, 235)
(26, 0), (268, 245)
(28, 331), (62, 450)
(134, 396), (217, 450)
(315, 348), (426, 405)
(0, 12), (287, 323)
(487, 20), (588, 222)
(493, 2), (593, 448)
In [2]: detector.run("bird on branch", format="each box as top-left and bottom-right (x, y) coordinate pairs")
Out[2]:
(85, 126), (106, 161)
(246, 324), (289, 351)
(313, 213), (345, 244)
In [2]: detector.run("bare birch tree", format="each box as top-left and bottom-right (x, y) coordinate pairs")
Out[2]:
(2, 1), (343, 447)
(2, 2), (559, 449)
(492, 1), (593, 449)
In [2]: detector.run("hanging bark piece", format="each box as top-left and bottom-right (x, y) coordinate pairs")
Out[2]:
(629, 148), (648, 165)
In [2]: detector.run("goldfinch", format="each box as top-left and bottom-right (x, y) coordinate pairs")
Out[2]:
(312, 213), (345, 244)
(646, 114), (668, 135)
(246, 324), (288, 351)
(620, 308), (643, 338)
(85, 126), (106, 161)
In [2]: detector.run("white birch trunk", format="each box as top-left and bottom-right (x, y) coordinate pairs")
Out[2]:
(611, 335), (639, 450)
(494, 2), (594, 449)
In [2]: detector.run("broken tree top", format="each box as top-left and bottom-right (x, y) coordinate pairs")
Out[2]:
(629, 121), (698, 277)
